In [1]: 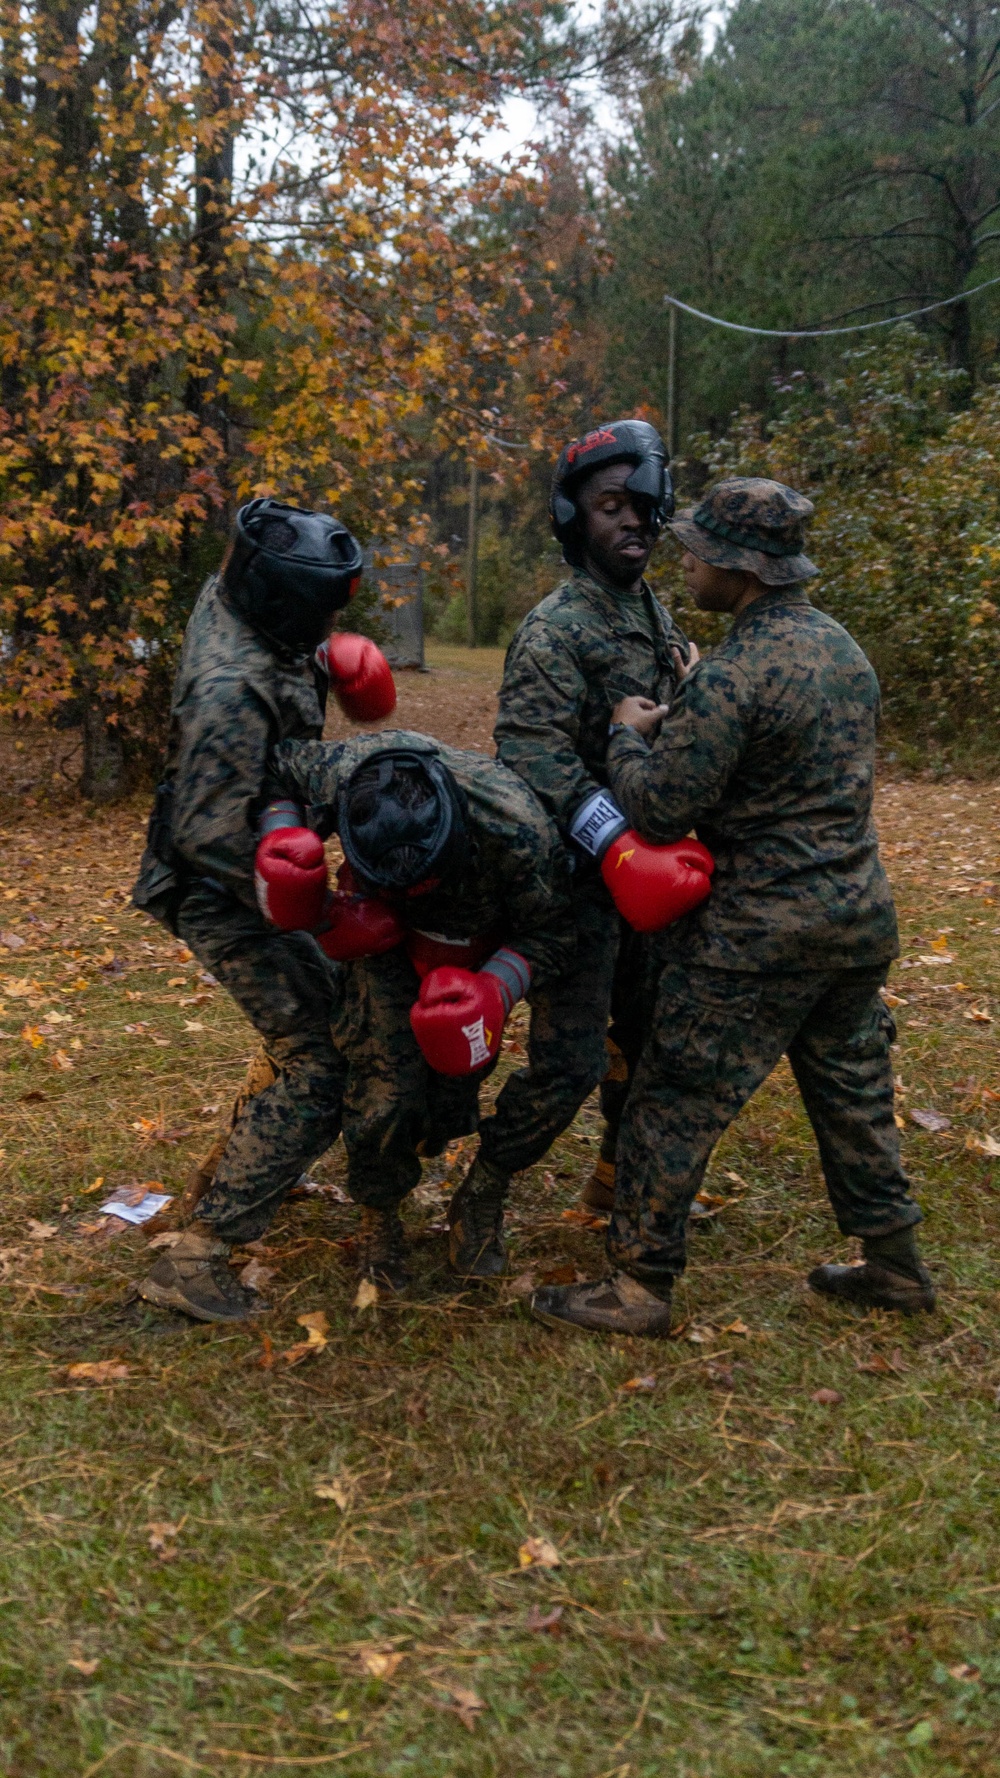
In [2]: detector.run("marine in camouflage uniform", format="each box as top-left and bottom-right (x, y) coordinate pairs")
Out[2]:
(133, 575), (346, 1237)
(132, 500), (370, 1321)
(532, 478), (932, 1338)
(493, 421), (686, 1212)
(267, 730), (575, 1281)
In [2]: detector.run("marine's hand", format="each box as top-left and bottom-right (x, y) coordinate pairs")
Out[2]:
(255, 828), (329, 929)
(672, 640), (700, 680)
(409, 966), (506, 1076)
(318, 633), (397, 723)
(612, 695), (671, 738)
(600, 832), (715, 932)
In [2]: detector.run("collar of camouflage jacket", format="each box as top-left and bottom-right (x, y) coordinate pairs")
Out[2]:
(570, 568), (673, 637)
(730, 584), (813, 629)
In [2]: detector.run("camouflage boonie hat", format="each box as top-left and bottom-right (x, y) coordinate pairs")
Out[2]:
(669, 477), (818, 585)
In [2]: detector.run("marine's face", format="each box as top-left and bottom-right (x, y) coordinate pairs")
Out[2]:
(682, 550), (750, 612)
(577, 462), (655, 590)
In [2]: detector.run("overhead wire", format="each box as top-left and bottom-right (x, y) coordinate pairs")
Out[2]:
(662, 274), (1000, 338)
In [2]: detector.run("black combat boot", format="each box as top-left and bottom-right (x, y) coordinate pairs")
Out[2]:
(138, 1222), (265, 1323)
(357, 1207), (410, 1292)
(530, 1270), (673, 1337)
(808, 1227), (935, 1314)
(447, 1158), (510, 1279)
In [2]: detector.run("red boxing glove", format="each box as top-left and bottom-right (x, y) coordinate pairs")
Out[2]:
(409, 948), (530, 1076)
(255, 828), (328, 930)
(600, 833), (714, 933)
(316, 891), (404, 961)
(318, 632), (396, 723)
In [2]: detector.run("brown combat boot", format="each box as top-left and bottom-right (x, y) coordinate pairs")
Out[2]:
(808, 1227), (935, 1315)
(138, 1222), (266, 1322)
(530, 1269), (672, 1337)
(579, 1157), (615, 1214)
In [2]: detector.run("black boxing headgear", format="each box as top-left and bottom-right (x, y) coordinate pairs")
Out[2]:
(222, 498), (364, 654)
(550, 420), (674, 568)
(338, 750), (468, 896)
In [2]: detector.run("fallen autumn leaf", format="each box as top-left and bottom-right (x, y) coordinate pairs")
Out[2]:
(518, 1536), (561, 1569)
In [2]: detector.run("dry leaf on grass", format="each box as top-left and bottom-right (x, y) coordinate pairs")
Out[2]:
(559, 1207), (607, 1230)
(80, 1176), (104, 1195)
(448, 1685), (485, 1731)
(967, 1133), (1000, 1158)
(526, 1604), (564, 1633)
(353, 1278), (379, 1311)
(620, 1374), (657, 1392)
(538, 1263), (586, 1287)
(811, 1387), (844, 1406)
(26, 1219), (58, 1240)
(314, 1477), (350, 1510)
(949, 1663), (980, 1682)
(964, 1007), (993, 1024)
(147, 1520), (181, 1559)
(506, 1268), (538, 1300)
(148, 1231), (182, 1250)
(358, 1648), (404, 1680)
(65, 1360), (131, 1384)
(238, 1260), (275, 1291)
(518, 1536), (560, 1570)
(279, 1309), (330, 1366)
(66, 1657), (99, 1677)
(910, 1108), (952, 1132)
(856, 1353), (895, 1375)
(51, 1050), (74, 1071)
(722, 1318), (751, 1336)
(686, 1325), (715, 1345)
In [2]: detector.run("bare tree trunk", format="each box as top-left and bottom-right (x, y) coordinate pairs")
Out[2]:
(81, 706), (126, 802)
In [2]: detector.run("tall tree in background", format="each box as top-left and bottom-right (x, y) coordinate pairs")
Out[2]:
(601, 0), (1000, 438)
(0, 0), (583, 796)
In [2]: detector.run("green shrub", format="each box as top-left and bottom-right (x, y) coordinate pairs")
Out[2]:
(676, 330), (1000, 742)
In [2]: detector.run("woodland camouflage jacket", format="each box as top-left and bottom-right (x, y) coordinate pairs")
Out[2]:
(606, 588), (899, 972)
(268, 730), (576, 987)
(493, 568), (688, 846)
(134, 578), (327, 913)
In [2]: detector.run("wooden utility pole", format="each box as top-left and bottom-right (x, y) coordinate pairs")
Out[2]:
(466, 462), (479, 648)
(666, 301), (679, 459)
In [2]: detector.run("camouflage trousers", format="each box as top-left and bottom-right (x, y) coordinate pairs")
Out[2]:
(340, 884), (625, 1207)
(337, 946), (486, 1210)
(478, 882), (622, 1178)
(176, 881), (347, 1243)
(609, 961), (921, 1296)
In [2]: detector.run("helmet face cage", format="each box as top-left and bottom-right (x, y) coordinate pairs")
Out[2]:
(338, 751), (468, 897)
(550, 420), (674, 568)
(223, 498), (364, 654)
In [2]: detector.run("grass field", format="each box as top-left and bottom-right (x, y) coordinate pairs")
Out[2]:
(0, 667), (998, 1776)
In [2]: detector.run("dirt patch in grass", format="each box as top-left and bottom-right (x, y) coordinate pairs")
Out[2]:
(0, 658), (998, 1776)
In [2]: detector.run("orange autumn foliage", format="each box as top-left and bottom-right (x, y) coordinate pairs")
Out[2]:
(0, 0), (574, 790)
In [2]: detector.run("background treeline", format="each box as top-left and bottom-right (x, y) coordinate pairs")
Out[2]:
(432, 0), (1000, 764)
(2, 0), (1000, 793)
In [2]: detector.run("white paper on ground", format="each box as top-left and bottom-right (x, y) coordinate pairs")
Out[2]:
(98, 1193), (172, 1226)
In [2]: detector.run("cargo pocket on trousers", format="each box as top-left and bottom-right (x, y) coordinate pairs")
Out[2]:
(652, 972), (762, 1092)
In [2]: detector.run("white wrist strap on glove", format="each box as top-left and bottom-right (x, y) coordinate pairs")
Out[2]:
(569, 790), (628, 862)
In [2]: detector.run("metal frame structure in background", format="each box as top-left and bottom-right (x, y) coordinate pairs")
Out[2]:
(363, 547), (425, 669)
